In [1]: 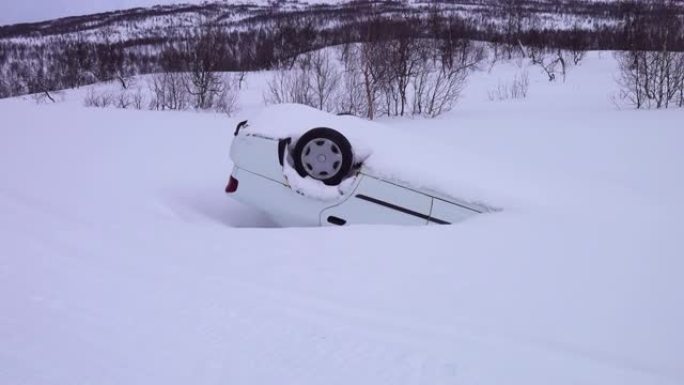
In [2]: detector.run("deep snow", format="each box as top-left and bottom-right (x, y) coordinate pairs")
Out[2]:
(1, 52), (683, 385)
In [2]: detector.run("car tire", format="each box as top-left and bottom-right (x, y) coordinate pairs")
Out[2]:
(292, 127), (353, 186)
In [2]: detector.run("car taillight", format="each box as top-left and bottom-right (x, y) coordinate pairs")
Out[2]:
(225, 176), (239, 193)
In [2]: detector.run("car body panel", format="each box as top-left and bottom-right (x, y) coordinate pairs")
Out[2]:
(230, 166), (333, 227)
(430, 197), (480, 224)
(320, 175), (431, 226)
(230, 134), (286, 184)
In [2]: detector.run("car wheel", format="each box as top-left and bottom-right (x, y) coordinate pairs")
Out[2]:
(292, 127), (353, 186)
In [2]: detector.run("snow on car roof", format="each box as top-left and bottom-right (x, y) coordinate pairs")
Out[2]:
(244, 104), (550, 211)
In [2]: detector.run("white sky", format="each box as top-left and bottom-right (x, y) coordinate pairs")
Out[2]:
(0, 0), (201, 26)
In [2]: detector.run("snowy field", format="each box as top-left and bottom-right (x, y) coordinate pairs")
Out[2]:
(1, 52), (683, 384)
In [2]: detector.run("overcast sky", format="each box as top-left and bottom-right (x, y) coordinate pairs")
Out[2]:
(0, 0), (201, 26)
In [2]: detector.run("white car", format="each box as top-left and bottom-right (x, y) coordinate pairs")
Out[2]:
(225, 107), (490, 227)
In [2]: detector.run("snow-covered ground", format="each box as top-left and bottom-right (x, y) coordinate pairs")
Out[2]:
(1, 52), (683, 385)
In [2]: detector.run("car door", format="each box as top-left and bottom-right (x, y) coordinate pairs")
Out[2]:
(428, 197), (481, 225)
(321, 175), (432, 226)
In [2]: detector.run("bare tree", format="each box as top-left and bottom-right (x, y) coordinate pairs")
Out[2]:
(529, 47), (562, 81)
(338, 44), (366, 116)
(421, 63), (467, 117)
(415, 40), (484, 118)
(132, 87), (145, 110)
(264, 50), (339, 112)
(236, 71), (247, 90)
(616, 0), (684, 109)
(616, 50), (684, 109)
(384, 34), (423, 116)
(264, 61), (313, 107)
(309, 50), (341, 112)
(184, 21), (229, 110)
(148, 72), (188, 111)
(359, 41), (390, 120)
(528, 46), (582, 82)
(616, 50), (645, 108)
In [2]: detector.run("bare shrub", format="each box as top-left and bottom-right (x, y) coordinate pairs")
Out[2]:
(116, 91), (131, 109)
(184, 69), (224, 110)
(511, 71), (529, 99)
(264, 50), (341, 111)
(354, 40), (399, 119)
(615, 0), (684, 109)
(615, 51), (646, 109)
(488, 81), (509, 101)
(337, 39), (484, 119)
(147, 70), (238, 113)
(84, 88), (98, 107)
(616, 50), (684, 109)
(410, 62), (430, 116)
(382, 37), (425, 117)
(570, 49), (586, 66)
(419, 64), (468, 118)
(488, 71), (529, 101)
(264, 38), (483, 119)
(413, 40), (485, 118)
(98, 92), (114, 108)
(264, 65), (312, 106)
(329, 41), (391, 119)
(214, 74), (239, 115)
(84, 88), (113, 108)
(148, 72), (188, 111)
(487, 42), (505, 72)
(132, 87), (145, 110)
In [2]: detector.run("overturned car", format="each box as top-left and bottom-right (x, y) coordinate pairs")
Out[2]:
(225, 104), (491, 227)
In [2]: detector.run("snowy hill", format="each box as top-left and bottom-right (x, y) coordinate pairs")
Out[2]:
(1, 52), (683, 384)
(2, 0), (674, 45)
(3, 0), (683, 101)
(0, 0), (634, 38)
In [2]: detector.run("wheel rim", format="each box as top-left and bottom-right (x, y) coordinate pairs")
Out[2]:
(300, 138), (344, 180)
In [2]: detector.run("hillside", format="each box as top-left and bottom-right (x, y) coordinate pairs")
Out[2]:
(0, 0), (642, 40)
(2, 0), (683, 102)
